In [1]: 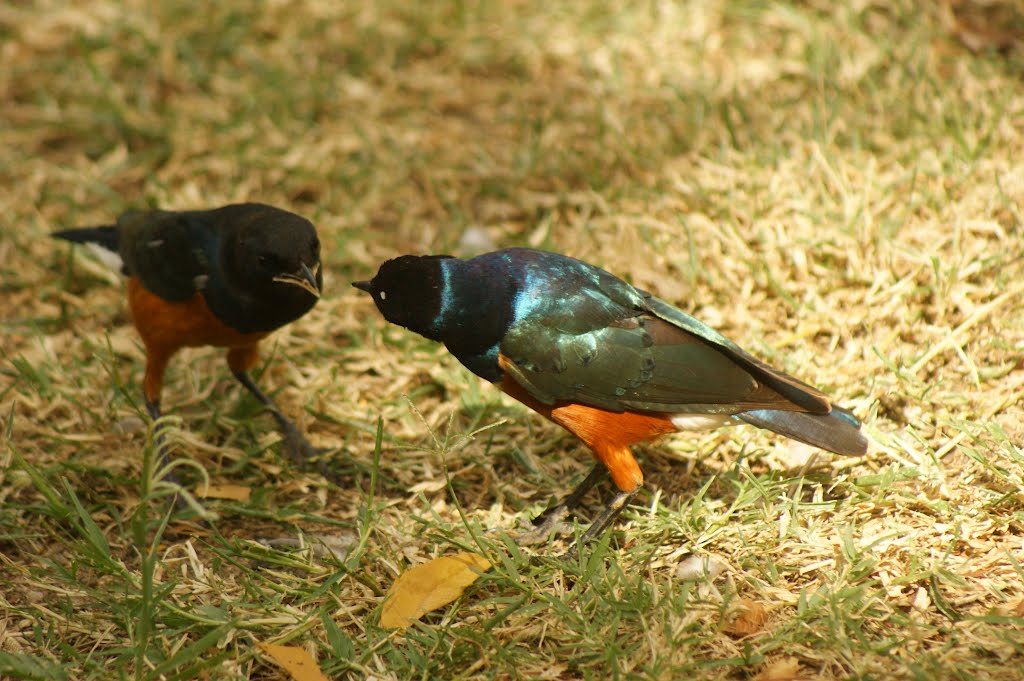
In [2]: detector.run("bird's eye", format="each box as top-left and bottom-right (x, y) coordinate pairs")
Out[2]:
(258, 254), (274, 268)
(379, 290), (387, 301)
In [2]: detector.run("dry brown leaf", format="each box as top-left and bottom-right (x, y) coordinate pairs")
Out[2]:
(380, 552), (491, 629)
(725, 598), (769, 637)
(755, 656), (803, 681)
(197, 483), (252, 502)
(258, 643), (329, 681)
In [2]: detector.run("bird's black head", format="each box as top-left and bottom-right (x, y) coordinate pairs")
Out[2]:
(221, 203), (323, 301)
(353, 255), (453, 340)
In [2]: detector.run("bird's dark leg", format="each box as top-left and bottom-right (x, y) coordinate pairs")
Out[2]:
(532, 464), (607, 525)
(560, 487), (640, 561)
(231, 369), (333, 480)
(145, 399), (161, 421)
(518, 464), (608, 545)
(579, 487), (639, 543)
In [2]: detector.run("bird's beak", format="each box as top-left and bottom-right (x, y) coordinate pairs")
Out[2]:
(274, 262), (321, 298)
(351, 280), (371, 293)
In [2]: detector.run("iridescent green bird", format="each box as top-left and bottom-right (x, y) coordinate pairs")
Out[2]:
(355, 248), (867, 542)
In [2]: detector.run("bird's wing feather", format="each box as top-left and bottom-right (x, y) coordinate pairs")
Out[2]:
(500, 285), (830, 415)
(643, 296), (831, 413)
(117, 211), (211, 301)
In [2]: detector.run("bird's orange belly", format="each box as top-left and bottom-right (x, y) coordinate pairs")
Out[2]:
(127, 278), (268, 351)
(498, 373), (678, 493)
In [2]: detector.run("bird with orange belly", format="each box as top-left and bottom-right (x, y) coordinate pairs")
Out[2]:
(54, 203), (324, 474)
(354, 248), (867, 545)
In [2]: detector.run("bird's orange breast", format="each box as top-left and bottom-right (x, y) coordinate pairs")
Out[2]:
(127, 277), (268, 352)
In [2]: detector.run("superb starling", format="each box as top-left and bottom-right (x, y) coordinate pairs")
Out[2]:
(354, 248), (866, 544)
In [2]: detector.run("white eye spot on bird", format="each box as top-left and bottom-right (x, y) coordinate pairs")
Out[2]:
(379, 290), (387, 301)
(148, 239), (165, 248)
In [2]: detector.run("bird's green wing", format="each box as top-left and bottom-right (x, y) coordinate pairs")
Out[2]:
(500, 286), (829, 415)
(643, 295), (830, 413)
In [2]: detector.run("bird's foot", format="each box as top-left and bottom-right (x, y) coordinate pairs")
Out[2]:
(524, 489), (639, 559)
(232, 370), (340, 483)
(275, 417), (342, 485)
(531, 499), (569, 527)
(278, 420), (323, 462)
(516, 504), (573, 546)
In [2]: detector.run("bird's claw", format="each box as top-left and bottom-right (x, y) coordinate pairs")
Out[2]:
(531, 500), (569, 527)
(280, 426), (324, 462)
(516, 504), (572, 546)
(276, 421), (342, 485)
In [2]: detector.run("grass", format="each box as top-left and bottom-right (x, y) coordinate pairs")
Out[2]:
(3, 0), (1024, 678)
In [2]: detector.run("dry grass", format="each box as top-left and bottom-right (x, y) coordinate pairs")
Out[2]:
(3, 0), (1024, 678)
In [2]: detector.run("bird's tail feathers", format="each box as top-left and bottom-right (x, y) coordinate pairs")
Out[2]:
(739, 405), (867, 457)
(52, 225), (124, 273)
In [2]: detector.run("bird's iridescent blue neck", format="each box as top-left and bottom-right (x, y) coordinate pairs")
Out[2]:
(430, 257), (518, 380)
(432, 258), (456, 333)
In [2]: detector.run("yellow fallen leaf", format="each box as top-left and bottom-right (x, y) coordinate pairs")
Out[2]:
(197, 483), (252, 502)
(258, 643), (328, 681)
(380, 552), (491, 629)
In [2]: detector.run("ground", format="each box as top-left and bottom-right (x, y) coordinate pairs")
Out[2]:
(2, 0), (1024, 679)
